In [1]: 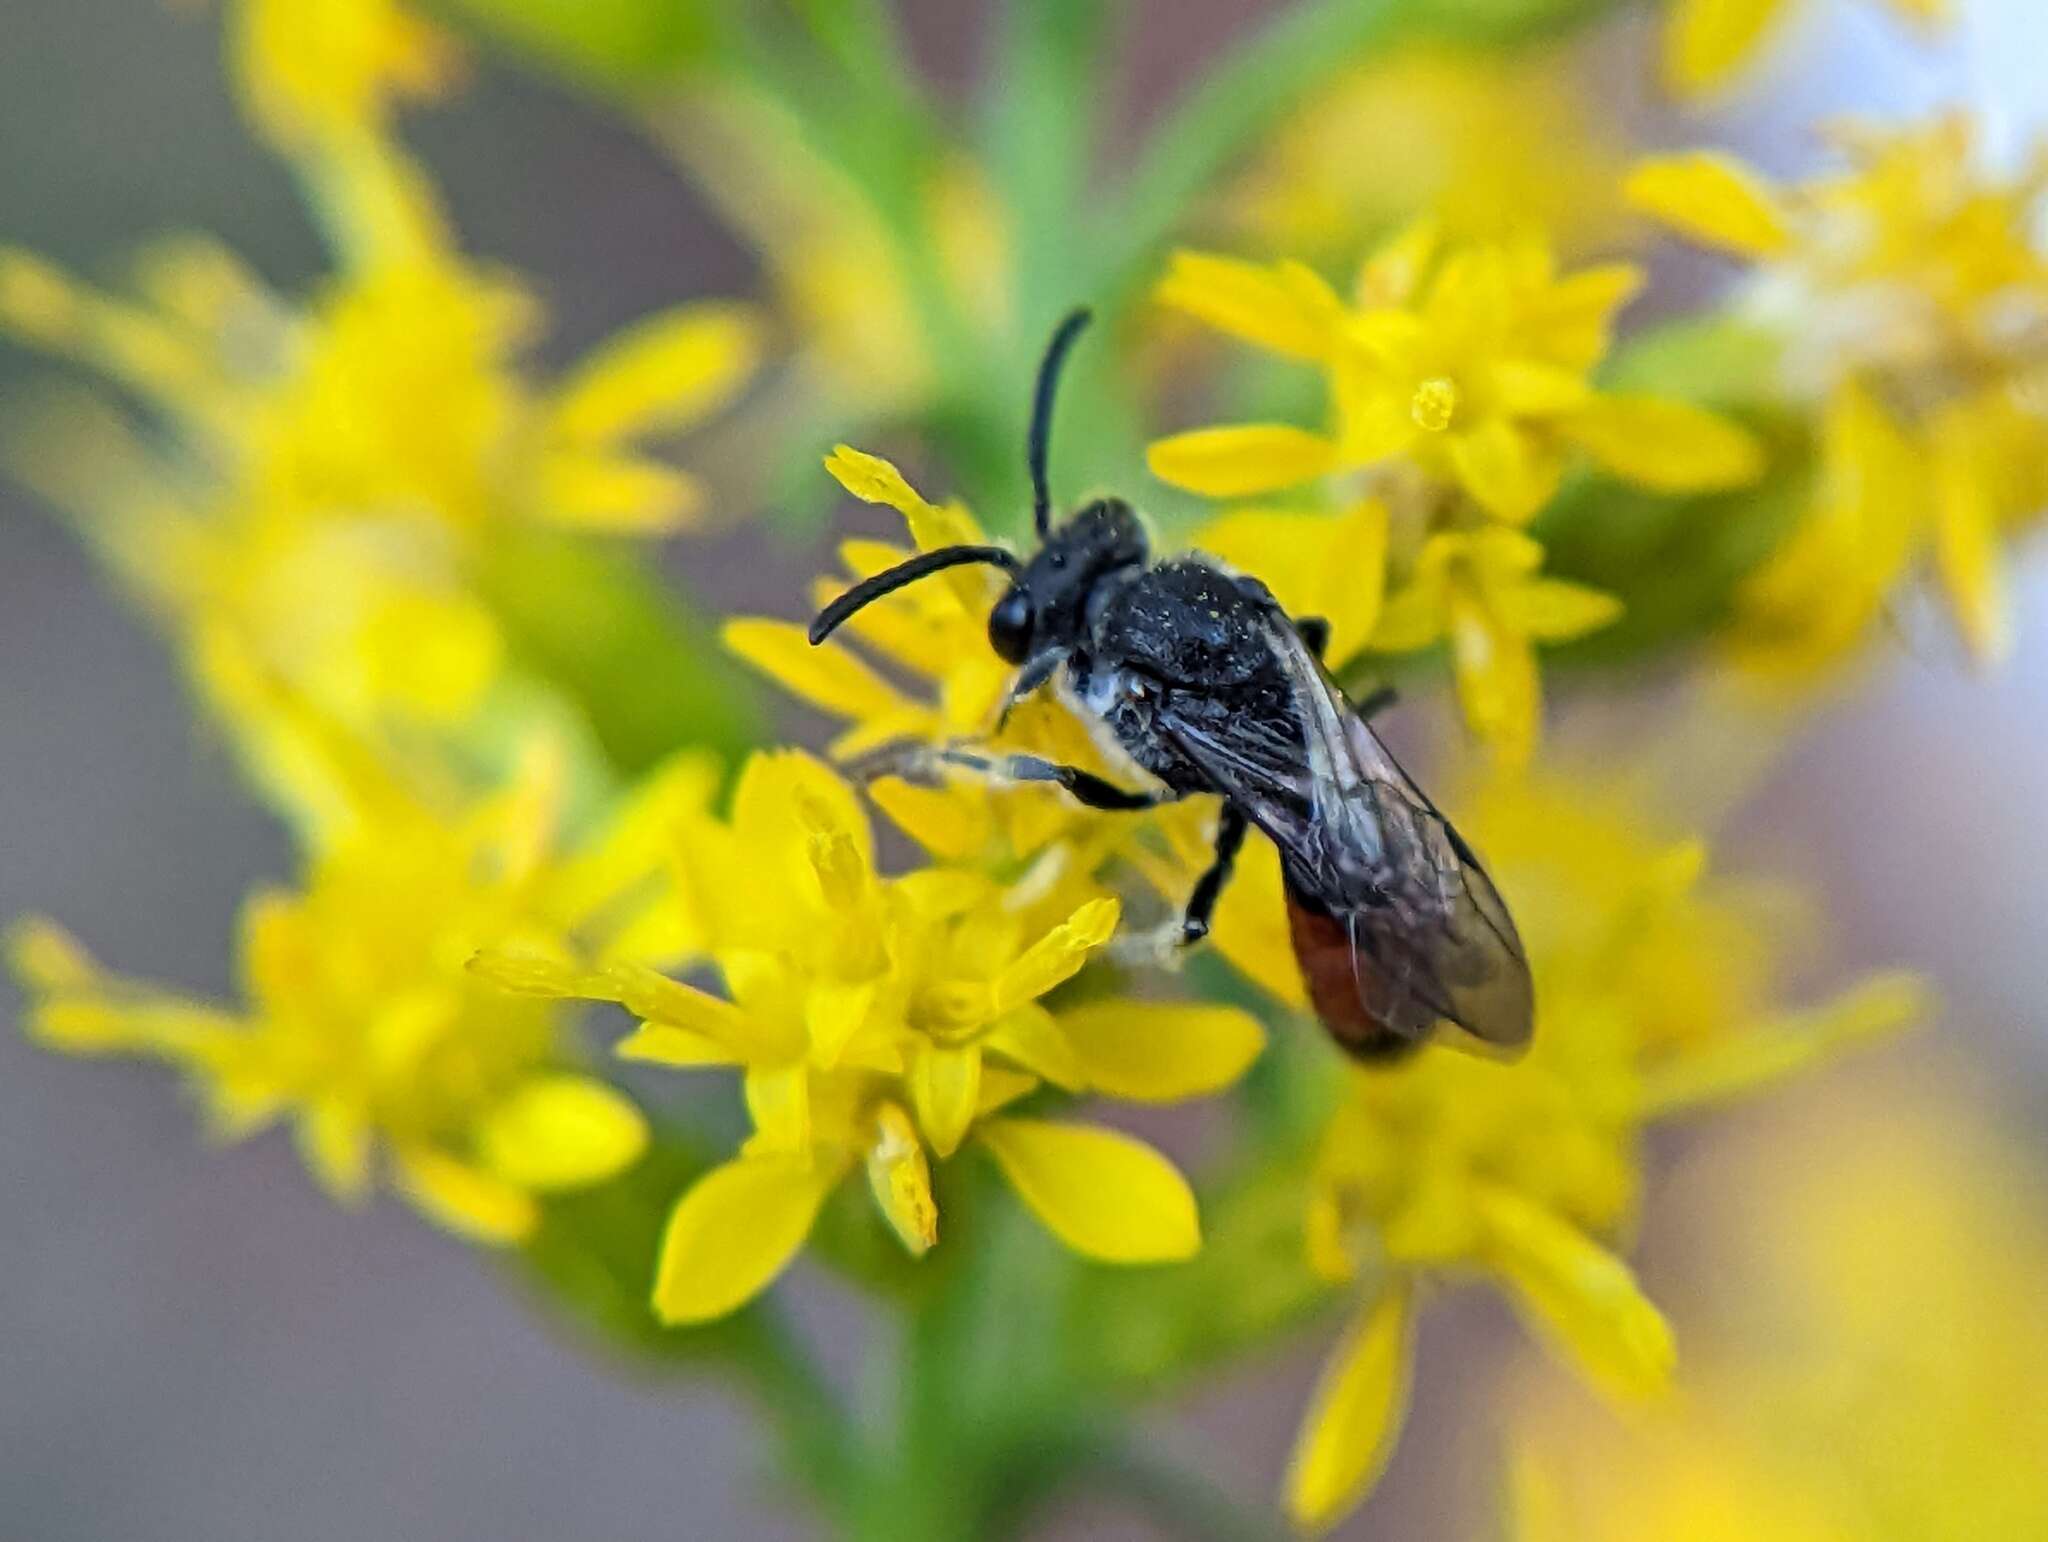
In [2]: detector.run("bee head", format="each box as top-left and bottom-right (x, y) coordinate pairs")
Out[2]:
(988, 497), (1147, 663)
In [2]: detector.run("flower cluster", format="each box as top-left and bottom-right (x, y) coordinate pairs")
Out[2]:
(478, 747), (1262, 1322)
(1147, 226), (1763, 763)
(1262, 767), (1921, 1531)
(1507, 1077), (2047, 1540)
(1630, 117), (2048, 676)
(0, 0), (758, 747)
(9, 663), (714, 1242)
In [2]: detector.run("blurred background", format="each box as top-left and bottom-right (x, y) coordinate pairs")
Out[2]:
(3, 1), (2044, 1538)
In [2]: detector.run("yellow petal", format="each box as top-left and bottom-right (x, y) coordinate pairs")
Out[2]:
(1625, 151), (1793, 257)
(745, 1065), (813, 1154)
(549, 302), (761, 445)
(1493, 578), (1624, 643)
(1146, 425), (1341, 497)
(1446, 417), (1563, 524)
(1448, 589), (1541, 769)
(1283, 1285), (1416, 1532)
(1931, 410), (2013, 664)
(723, 619), (920, 729)
(1475, 1185), (1675, 1404)
(824, 443), (937, 518)
(297, 1102), (372, 1203)
(652, 1153), (841, 1323)
(477, 1075), (648, 1191)
(983, 1003), (1086, 1091)
(1560, 395), (1764, 493)
(867, 776), (989, 862)
(616, 1021), (741, 1068)
(911, 1041), (983, 1159)
(991, 896), (1120, 1015)
(394, 1147), (538, 1245)
(1055, 999), (1265, 1102)
(1635, 971), (1929, 1116)
(978, 1117), (1199, 1262)
(1156, 250), (1342, 359)
(536, 449), (703, 532)
(1661, 0), (1790, 98)
(866, 1101), (938, 1256)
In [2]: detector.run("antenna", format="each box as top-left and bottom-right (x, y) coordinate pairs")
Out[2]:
(809, 545), (1022, 644)
(1029, 307), (1093, 540)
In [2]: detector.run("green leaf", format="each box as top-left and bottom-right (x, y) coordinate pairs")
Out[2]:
(473, 529), (767, 777)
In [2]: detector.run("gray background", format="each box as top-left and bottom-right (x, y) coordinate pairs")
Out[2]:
(3, 2), (2044, 1538)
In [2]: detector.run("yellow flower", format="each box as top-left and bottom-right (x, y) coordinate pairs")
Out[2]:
(1628, 119), (2048, 672)
(1149, 228), (1763, 522)
(726, 445), (1134, 863)
(1663, 0), (1949, 100)
(7, 717), (714, 1243)
(0, 134), (759, 737)
(1231, 43), (1628, 265)
(233, 0), (460, 151)
(1372, 527), (1620, 770)
(1278, 766), (1925, 1532)
(477, 750), (1263, 1324)
(1508, 1074), (2048, 1540)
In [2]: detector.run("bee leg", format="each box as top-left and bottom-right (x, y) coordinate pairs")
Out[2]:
(934, 747), (1168, 811)
(1295, 614), (1331, 660)
(995, 649), (1064, 730)
(1178, 803), (1248, 946)
(1355, 684), (1398, 720)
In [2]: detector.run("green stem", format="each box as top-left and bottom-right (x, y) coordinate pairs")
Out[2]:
(721, 1306), (867, 1523)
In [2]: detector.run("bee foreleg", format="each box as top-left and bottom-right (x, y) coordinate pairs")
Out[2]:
(1179, 803), (1247, 945)
(995, 649), (1064, 730)
(1355, 684), (1398, 720)
(933, 747), (1169, 812)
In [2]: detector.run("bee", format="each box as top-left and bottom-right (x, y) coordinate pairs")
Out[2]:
(810, 310), (1532, 1060)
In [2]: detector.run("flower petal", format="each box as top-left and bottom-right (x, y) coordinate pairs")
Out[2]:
(477, 1074), (648, 1190)
(1446, 417), (1563, 523)
(1157, 250), (1342, 359)
(1660, 0), (1789, 97)
(979, 1117), (1199, 1262)
(866, 1101), (938, 1256)
(723, 619), (920, 728)
(1492, 578), (1624, 643)
(1625, 151), (1793, 257)
(1475, 1185), (1674, 1403)
(1147, 425), (1340, 497)
(394, 1146), (537, 1245)
(1055, 999), (1264, 1102)
(1559, 394), (1764, 493)
(652, 1153), (841, 1323)
(912, 1041), (983, 1159)
(549, 302), (761, 445)
(991, 896), (1120, 1015)
(1283, 1285), (1416, 1532)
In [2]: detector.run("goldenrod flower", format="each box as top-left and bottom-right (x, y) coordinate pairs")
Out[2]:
(1150, 229), (1762, 521)
(0, 141), (759, 737)
(1232, 43), (1628, 265)
(7, 724), (713, 1243)
(1662, 0), (1948, 100)
(1508, 1077), (2048, 1540)
(1628, 119), (2048, 672)
(1273, 768), (1925, 1531)
(478, 750), (1263, 1324)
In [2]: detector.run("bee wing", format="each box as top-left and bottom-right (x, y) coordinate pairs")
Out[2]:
(1163, 620), (1532, 1059)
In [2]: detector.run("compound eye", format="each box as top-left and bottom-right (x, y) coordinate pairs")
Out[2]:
(987, 587), (1034, 664)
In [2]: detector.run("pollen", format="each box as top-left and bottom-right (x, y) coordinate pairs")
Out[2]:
(1411, 376), (1459, 432)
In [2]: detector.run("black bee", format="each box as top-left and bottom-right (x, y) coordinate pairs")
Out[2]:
(810, 309), (1532, 1060)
